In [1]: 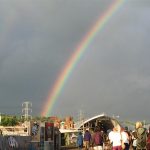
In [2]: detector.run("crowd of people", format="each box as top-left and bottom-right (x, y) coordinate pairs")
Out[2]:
(76, 121), (150, 150)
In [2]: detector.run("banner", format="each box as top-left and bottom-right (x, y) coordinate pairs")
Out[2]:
(45, 122), (54, 141)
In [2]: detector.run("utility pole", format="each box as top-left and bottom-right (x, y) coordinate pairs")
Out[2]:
(22, 101), (32, 120)
(78, 110), (84, 132)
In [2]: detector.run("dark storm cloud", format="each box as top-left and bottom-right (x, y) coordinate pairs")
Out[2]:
(0, 0), (150, 121)
(0, 0), (109, 114)
(52, 0), (150, 121)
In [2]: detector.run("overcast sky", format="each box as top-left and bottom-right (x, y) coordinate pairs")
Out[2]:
(0, 0), (150, 121)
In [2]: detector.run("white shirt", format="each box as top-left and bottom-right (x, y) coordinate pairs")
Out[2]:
(121, 131), (129, 144)
(109, 131), (121, 147)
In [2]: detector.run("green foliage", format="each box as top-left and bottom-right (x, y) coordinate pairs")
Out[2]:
(1, 116), (18, 126)
(0, 115), (62, 126)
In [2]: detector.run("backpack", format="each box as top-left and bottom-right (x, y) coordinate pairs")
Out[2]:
(136, 127), (147, 149)
(94, 132), (102, 145)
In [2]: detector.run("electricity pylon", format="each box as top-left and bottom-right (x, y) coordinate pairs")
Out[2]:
(22, 101), (32, 120)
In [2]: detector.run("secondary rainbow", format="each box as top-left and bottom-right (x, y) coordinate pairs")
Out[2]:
(42, 0), (125, 116)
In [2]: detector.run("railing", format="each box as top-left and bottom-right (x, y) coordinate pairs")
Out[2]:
(0, 126), (28, 136)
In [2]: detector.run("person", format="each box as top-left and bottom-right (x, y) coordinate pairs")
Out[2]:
(108, 126), (122, 150)
(103, 131), (111, 150)
(146, 127), (150, 150)
(131, 131), (137, 150)
(90, 128), (95, 150)
(77, 131), (83, 149)
(124, 127), (132, 146)
(121, 128), (130, 150)
(84, 129), (91, 150)
(135, 121), (147, 150)
(92, 127), (103, 150)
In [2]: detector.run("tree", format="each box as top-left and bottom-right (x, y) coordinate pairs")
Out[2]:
(1, 116), (18, 126)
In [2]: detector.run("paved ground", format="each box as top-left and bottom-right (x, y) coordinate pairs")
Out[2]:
(61, 146), (78, 150)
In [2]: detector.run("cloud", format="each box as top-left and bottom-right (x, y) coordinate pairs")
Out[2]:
(0, 0), (150, 121)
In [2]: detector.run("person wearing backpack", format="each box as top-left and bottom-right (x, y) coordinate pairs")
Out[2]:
(135, 121), (147, 150)
(92, 127), (103, 150)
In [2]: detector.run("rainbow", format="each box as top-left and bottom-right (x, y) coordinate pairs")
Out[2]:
(41, 0), (125, 116)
